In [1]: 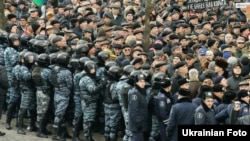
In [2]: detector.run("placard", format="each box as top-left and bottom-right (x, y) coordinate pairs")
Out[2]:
(187, 0), (227, 10)
(235, 3), (250, 8)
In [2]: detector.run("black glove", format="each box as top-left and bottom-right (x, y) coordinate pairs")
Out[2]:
(94, 84), (105, 93)
(101, 78), (108, 86)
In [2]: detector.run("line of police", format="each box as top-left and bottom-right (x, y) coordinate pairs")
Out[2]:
(0, 31), (178, 141)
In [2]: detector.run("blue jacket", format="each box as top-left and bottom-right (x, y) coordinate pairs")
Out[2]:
(128, 85), (148, 132)
(166, 97), (197, 141)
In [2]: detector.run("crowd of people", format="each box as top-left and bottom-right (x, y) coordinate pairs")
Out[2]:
(0, 0), (250, 141)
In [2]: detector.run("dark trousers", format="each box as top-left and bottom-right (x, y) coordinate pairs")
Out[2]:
(132, 131), (144, 141)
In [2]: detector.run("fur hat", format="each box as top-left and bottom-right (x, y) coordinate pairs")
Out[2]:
(179, 88), (190, 96)
(215, 57), (228, 70)
(237, 90), (249, 99)
(222, 90), (236, 103)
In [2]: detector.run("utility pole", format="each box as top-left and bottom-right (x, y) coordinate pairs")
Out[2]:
(0, 0), (6, 30)
(143, 0), (152, 52)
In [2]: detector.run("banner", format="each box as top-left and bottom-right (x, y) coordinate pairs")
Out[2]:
(32, 0), (44, 7)
(187, 0), (227, 10)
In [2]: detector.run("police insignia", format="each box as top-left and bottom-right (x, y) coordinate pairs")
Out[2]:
(132, 95), (137, 101)
(196, 112), (203, 119)
(166, 99), (170, 104)
(160, 101), (165, 107)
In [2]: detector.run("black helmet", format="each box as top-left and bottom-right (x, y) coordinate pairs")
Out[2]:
(107, 66), (122, 80)
(79, 57), (90, 68)
(69, 58), (79, 70)
(28, 38), (36, 46)
(84, 60), (97, 74)
(153, 72), (167, 88)
(105, 61), (117, 71)
(56, 52), (70, 66)
(75, 44), (89, 55)
(154, 72), (167, 82)
(97, 51), (110, 64)
(142, 69), (151, 82)
(23, 51), (36, 64)
(33, 40), (49, 48)
(128, 70), (141, 85)
(123, 65), (134, 76)
(21, 34), (32, 43)
(134, 73), (146, 82)
(37, 53), (50, 66)
(35, 34), (47, 40)
(49, 53), (57, 65)
(19, 50), (28, 64)
(0, 31), (8, 40)
(0, 31), (8, 47)
(9, 33), (19, 41)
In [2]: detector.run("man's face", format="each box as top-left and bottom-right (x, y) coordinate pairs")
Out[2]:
(111, 8), (120, 15)
(136, 79), (145, 88)
(204, 98), (214, 109)
(233, 66), (242, 75)
(122, 47), (131, 56)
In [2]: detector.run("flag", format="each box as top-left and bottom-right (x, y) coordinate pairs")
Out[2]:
(32, 0), (44, 7)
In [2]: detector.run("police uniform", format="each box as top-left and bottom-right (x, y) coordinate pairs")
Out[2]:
(5, 63), (21, 129)
(32, 53), (52, 138)
(194, 92), (217, 125)
(72, 70), (86, 140)
(79, 60), (106, 141)
(103, 66), (122, 141)
(128, 74), (149, 141)
(116, 76), (133, 141)
(4, 34), (20, 130)
(51, 53), (73, 141)
(155, 80), (173, 141)
(17, 62), (36, 135)
(166, 88), (197, 141)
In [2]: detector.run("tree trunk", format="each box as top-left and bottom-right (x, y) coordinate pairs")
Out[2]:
(0, 0), (6, 30)
(143, 0), (152, 52)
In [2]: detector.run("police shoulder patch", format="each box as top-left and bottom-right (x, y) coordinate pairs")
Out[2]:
(196, 112), (204, 119)
(132, 94), (137, 101)
(160, 101), (165, 107)
(166, 99), (171, 104)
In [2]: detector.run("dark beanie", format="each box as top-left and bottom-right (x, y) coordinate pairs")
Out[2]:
(240, 56), (249, 66)
(207, 38), (216, 47)
(122, 59), (130, 67)
(213, 76), (224, 85)
(31, 23), (40, 33)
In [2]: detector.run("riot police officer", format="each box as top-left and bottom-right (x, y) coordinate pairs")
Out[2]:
(79, 60), (107, 141)
(103, 66), (122, 141)
(51, 52), (73, 141)
(71, 57), (87, 141)
(4, 33), (20, 129)
(96, 51), (110, 134)
(17, 51), (37, 135)
(116, 65), (134, 141)
(32, 53), (53, 138)
(20, 34), (32, 52)
(149, 72), (167, 141)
